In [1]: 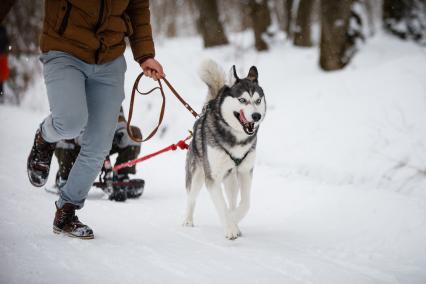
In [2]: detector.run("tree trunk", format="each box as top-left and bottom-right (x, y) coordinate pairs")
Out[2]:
(294, 0), (316, 47)
(239, 2), (252, 31)
(284, 0), (294, 36)
(319, 0), (353, 71)
(165, 1), (177, 37)
(194, 0), (229, 48)
(249, 0), (271, 51)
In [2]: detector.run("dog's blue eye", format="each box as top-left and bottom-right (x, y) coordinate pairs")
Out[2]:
(239, 98), (247, 104)
(255, 98), (262, 105)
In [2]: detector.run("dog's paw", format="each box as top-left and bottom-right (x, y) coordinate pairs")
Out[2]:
(182, 219), (194, 227)
(225, 223), (241, 240)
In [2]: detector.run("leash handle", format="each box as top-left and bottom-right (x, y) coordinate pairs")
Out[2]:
(127, 72), (199, 143)
(127, 72), (166, 143)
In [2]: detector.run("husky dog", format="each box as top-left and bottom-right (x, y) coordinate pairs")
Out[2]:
(183, 60), (266, 240)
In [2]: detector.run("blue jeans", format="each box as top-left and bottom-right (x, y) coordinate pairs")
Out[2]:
(40, 51), (126, 208)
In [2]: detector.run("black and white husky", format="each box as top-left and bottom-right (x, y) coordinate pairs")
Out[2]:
(183, 60), (266, 240)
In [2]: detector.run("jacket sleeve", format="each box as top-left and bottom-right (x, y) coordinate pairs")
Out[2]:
(126, 0), (155, 64)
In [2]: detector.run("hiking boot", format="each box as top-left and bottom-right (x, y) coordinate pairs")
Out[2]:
(53, 203), (94, 239)
(27, 128), (56, 187)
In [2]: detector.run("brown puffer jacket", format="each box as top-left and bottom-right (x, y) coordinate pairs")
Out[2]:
(40, 0), (155, 64)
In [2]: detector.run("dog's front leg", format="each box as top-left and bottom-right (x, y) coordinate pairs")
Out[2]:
(206, 180), (241, 240)
(224, 170), (239, 211)
(231, 170), (253, 224)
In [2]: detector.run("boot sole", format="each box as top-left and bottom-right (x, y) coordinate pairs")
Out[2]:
(53, 226), (94, 240)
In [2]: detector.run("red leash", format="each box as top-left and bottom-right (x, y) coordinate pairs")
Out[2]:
(112, 135), (192, 172)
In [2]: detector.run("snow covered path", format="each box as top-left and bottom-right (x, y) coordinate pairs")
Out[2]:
(2, 34), (426, 283)
(1, 106), (425, 284)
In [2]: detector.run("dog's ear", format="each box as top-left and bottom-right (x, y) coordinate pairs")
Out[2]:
(227, 67), (235, 86)
(246, 66), (258, 83)
(228, 65), (240, 85)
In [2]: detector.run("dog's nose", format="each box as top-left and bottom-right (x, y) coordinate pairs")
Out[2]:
(252, 113), (261, 122)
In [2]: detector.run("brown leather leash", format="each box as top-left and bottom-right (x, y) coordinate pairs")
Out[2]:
(127, 72), (199, 143)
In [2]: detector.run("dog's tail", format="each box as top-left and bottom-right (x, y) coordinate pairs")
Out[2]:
(198, 59), (226, 102)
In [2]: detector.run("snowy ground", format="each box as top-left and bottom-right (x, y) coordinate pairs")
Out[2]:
(1, 33), (426, 284)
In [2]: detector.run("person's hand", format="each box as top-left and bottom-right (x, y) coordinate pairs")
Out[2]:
(140, 58), (165, 81)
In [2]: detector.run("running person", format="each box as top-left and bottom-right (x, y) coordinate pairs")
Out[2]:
(27, 0), (164, 239)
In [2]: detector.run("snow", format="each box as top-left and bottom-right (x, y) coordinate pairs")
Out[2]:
(1, 33), (426, 283)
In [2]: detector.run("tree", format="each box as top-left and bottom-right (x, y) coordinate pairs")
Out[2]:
(284, 0), (294, 36)
(165, 1), (178, 38)
(3, 0), (43, 104)
(294, 0), (317, 47)
(383, 0), (426, 42)
(193, 0), (229, 48)
(249, 0), (271, 51)
(319, 0), (354, 71)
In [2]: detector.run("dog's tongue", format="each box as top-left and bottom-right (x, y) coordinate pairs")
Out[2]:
(239, 110), (249, 124)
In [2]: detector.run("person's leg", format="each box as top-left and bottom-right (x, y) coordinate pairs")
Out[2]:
(40, 51), (88, 143)
(115, 146), (141, 175)
(55, 140), (80, 181)
(57, 55), (126, 209)
(115, 126), (142, 176)
(27, 51), (88, 187)
(109, 125), (143, 201)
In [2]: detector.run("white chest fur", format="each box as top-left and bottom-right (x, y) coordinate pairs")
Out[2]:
(206, 144), (255, 181)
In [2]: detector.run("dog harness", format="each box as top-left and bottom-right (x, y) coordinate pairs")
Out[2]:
(222, 147), (250, 166)
(209, 130), (251, 167)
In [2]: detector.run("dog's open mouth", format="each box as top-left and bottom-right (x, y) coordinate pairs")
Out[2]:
(234, 110), (255, 135)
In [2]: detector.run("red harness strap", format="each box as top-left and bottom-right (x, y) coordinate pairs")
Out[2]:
(112, 135), (191, 172)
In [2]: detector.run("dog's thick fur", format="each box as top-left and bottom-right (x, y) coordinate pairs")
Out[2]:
(183, 60), (266, 240)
